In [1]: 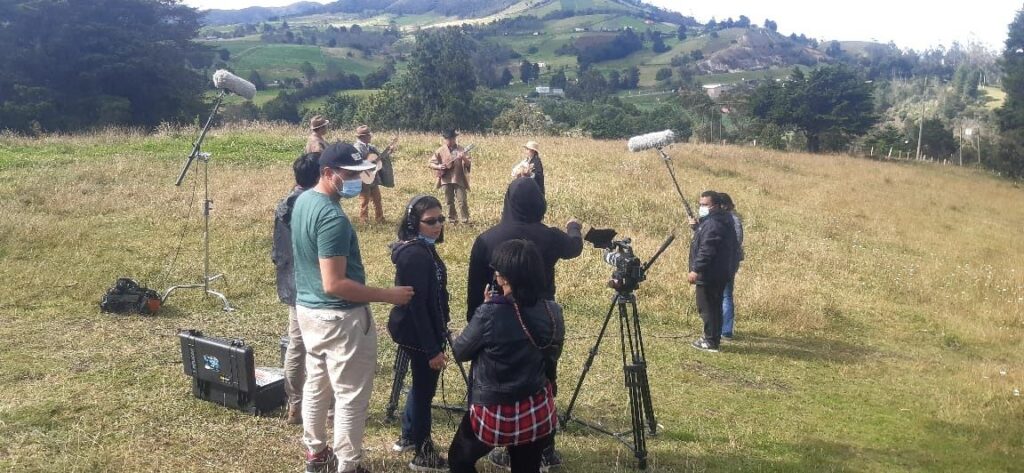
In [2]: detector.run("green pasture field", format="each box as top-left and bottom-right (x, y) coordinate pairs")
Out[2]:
(0, 126), (1021, 472)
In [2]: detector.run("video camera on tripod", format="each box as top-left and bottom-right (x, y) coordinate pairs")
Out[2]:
(564, 228), (676, 469)
(584, 228), (674, 293)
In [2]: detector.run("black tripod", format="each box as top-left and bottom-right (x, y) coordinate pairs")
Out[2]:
(561, 234), (675, 470)
(385, 331), (470, 421)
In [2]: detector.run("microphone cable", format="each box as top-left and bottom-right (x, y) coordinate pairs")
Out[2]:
(152, 157), (201, 291)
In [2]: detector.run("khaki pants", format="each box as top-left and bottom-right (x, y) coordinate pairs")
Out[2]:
(443, 183), (470, 223)
(297, 305), (377, 472)
(359, 184), (383, 223)
(284, 305), (305, 407)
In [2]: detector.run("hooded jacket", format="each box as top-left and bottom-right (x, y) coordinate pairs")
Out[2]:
(465, 178), (582, 320)
(387, 239), (450, 357)
(271, 186), (305, 305)
(689, 209), (739, 284)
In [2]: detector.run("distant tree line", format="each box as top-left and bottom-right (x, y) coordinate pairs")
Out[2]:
(0, 0), (209, 132)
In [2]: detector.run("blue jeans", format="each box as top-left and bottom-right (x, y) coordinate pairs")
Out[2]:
(721, 280), (735, 336)
(402, 349), (440, 446)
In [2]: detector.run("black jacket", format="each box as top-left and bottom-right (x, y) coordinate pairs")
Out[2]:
(387, 239), (450, 357)
(453, 297), (565, 405)
(689, 210), (739, 283)
(466, 178), (582, 320)
(271, 186), (305, 305)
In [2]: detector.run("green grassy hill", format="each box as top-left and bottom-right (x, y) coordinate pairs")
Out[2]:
(202, 0), (817, 93)
(1, 127), (1021, 471)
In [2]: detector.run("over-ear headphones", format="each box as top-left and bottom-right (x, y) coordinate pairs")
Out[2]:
(405, 194), (430, 234)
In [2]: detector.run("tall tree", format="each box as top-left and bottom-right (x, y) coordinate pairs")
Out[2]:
(0, 0), (209, 132)
(995, 8), (1024, 177)
(300, 61), (317, 84)
(751, 65), (877, 152)
(519, 60), (535, 83)
(384, 27), (478, 130)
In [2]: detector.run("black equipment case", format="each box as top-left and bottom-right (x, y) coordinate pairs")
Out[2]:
(179, 329), (287, 415)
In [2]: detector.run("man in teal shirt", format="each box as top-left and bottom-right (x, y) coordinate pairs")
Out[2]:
(292, 142), (414, 473)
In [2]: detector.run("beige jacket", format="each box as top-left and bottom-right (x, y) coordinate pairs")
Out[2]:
(429, 144), (471, 190)
(304, 132), (327, 154)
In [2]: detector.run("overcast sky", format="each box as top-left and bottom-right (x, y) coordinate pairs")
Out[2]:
(182, 0), (1022, 52)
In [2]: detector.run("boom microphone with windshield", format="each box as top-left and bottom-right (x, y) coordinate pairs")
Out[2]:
(627, 130), (675, 153)
(627, 129), (696, 222)
(161, 71), (258, 311)
(212, 69), (257, 100)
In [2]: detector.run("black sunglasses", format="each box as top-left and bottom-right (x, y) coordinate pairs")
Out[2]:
(420, 216), (446, 226)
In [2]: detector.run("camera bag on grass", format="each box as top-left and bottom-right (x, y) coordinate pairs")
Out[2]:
(99, 278), (161, 315)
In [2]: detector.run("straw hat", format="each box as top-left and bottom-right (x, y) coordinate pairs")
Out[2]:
(310, 115), (330, 131)
(355, 125), (372, 137)
(523, 141), (540, 153)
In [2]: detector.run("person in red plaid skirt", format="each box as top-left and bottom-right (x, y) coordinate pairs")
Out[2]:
(449, 240), (566, 473)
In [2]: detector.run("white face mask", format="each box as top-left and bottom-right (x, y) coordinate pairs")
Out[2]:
(698, 205), (710, 218)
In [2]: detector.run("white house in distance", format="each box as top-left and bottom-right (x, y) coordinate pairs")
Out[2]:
(702, 83), (733, 99)
(535, 86), (565, 97)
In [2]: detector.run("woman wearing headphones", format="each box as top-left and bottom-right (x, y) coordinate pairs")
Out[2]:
(387, 195), (450, 472)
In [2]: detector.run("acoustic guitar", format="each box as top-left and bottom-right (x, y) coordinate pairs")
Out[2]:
(435, 144), (476, 178)
(361, 135), (400, 185)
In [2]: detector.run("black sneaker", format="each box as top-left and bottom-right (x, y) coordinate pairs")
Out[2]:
(487, 448), (511, 471)
(691, 338), (720, 353)
(305, 447), (338, 473)
(409, 439), (448, 472)
(392, 436), (416, 453)
(541, 447), (563, 471)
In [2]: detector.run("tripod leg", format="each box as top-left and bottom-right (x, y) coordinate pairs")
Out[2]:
(562, 296), (619, 424)
(625, 364), (648, 469)
(628, 298), (657, 434)
(385, 348), (411, 421)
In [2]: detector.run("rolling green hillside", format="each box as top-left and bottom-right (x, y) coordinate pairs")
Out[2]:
(2, 127), (1021, 472)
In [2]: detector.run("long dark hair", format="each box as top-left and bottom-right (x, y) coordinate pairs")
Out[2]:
(396, 194), (444, 243)
(490, 239), (545, 307)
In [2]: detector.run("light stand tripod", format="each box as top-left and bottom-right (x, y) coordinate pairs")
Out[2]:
(385, 331), (470, 420)
(162, 90), (234, 312)
(561, 234), (675, 470)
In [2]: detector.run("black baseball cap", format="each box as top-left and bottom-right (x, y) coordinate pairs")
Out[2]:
(441, 129), (458, 139)
(319, 142), (375, 171)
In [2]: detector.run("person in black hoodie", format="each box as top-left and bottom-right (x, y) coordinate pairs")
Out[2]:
(466, 177), (582, 321)
(271, 152), (321, 425)
(465, 177), (581, 470)
(686, 190), (739, 352)
(449, 239), (565, 473)
(387, 195), (451, 472)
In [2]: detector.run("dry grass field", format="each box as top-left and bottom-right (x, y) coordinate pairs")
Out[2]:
(0, 124), (1021, 472)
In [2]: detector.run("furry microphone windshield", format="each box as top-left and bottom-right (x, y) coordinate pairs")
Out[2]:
(212, 69), (257, 100)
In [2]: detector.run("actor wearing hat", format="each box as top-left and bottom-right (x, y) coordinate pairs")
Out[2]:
(305, 116), (330, 154)
(428, 129), (472, 224)
(353, 125), (395, 225)
(511, 140), (545, 194)
(291, 142), (415, 473)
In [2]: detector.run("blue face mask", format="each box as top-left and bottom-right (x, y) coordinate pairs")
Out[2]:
(418, 234), (437, 245)
(698, 205), (710, 218)
(338, 178), (362, 199)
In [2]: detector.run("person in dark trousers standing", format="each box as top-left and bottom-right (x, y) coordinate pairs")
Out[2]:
(717, 193), (744, 340)
(449, 240), (565, 473)
(686, 190), (739, 352)
(511, 141), (544, 194)
(465, 177), (581, 470)
(387, 195), (450, 472)
(272, 152), (322, 425)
